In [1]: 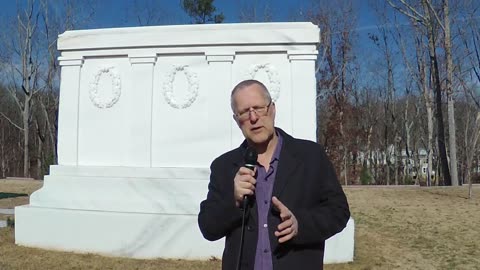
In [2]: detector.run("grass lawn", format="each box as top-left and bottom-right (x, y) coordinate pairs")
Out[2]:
(1, 180), (479, 269)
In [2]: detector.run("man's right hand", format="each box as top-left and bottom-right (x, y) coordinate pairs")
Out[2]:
(234, 167), (257, 207)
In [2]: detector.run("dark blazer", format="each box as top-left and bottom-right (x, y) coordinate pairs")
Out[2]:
(198, 128), (350, 270)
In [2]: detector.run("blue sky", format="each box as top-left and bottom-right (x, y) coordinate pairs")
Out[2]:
(93, 0), (377, 30)
(0, 0), (378, 30)
(0, 0), (384, 60)
(0, 0), (407, 92)
(1, 1), (478, 96)
(107, 0), (310, 25)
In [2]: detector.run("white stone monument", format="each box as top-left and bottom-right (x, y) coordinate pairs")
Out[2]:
(15, 22), (354, 263)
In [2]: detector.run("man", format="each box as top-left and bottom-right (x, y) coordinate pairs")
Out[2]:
(198, 79), (350, 270)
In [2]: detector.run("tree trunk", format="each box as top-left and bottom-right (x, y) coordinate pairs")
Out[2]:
(344, 148), (348, 185)
(367, 126), (376, 184)
(386, 161), (391, 186)
(23, 95), (31, 177)
(466, 112), (480, 199)
(423, 0), (451, 185)
(0, 124), (5, 178)
(444, 0), (459, 186)
(39, 100), (57, 164)
(339, 109), (348, 186)
(414, 31), (435, 186)
(404, 97), (411, 183)
(427, 104), (434, 186)
(35, 120), (45, 179)
(395, 141), (399, 185)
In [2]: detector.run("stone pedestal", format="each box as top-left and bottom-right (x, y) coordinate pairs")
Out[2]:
(15, 22), (354, 263)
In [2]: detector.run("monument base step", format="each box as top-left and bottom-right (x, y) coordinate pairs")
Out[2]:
(14, 205), (224, 259)
(14, 205), (354, 263)
(324, 218), (354, 264)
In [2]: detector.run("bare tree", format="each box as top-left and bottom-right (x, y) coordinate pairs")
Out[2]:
(443, 0), (459, 186)
(388, 0), (453, 185)
(0, 117), (6, 178)
(459, 85), (480, 198)
(309, 0), (359, 185)
(457, 1), (480, 197)
(392, 16), (436, 185)
(354, 85), (381, 184)
(0, 0), (43, 177)
(126, 0), (171, 26)
(0, 0), (94, 178)
(368, 1), (400, 185)
(0, 84), (23, 177)
(415, 34), (436, 186)
(238, 0), (273, 22)
(400, 84), (421, 184)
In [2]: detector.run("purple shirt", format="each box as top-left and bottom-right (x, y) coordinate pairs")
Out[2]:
(254, 133), (283, 270)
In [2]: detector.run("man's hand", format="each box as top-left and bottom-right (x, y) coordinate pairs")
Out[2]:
(233, 167), (256, 207)
(272, 196), (298, 243)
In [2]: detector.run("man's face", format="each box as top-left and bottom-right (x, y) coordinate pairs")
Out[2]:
(232, 83), (276, 146)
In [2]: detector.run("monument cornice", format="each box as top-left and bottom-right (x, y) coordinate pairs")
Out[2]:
(128, 54), (157, 64)
(58, 22), (320, 51)
(287, 50), (319, 61)
(58, 56), (84, 66)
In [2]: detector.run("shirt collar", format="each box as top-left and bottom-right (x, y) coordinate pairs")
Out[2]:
(270, 130), (283, 164)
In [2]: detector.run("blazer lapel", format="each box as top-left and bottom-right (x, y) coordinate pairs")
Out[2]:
(272, 137), (301, 198)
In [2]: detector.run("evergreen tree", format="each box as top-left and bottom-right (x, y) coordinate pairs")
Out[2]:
(181, 0), (224, 24)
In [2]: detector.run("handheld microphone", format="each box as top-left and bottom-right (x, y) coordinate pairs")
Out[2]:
(243, 147), (258, 206)
(236, 147), (257, 270)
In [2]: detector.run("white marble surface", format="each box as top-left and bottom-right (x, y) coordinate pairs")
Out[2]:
(57, 22), (319, 51)
(325, 218), (355, 264)
(15, 205), (224, 259)
(30, 166), (209, 214)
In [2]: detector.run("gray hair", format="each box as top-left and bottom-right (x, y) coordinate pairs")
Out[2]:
(230, 79), (272, 112)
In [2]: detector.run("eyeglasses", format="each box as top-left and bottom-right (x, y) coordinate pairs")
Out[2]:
(235, 101), (272, 121)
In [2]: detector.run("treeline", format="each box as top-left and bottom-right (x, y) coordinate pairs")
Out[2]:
(0, 0), (92, 179)
(309, 0), (480, 195)
(0, 86), (57, 179)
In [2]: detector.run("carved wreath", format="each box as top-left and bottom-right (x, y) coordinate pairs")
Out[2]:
(163, 65), (199, 109)
(246, 63), (281, 102)
(89, 66), (122, 109)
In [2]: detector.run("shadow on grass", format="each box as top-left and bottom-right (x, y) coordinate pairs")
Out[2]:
(0, 192), (28, 199)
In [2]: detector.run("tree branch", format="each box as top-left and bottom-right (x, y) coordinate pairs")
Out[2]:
(6, 84), (24, 112)
(387, 0), (425, 24)
(457, 72), (480, 109)
(0, 113), (24, 131)
(425, 0), (445, 31)
(401, 0), (428, 21)
(473, 29), (480, 82)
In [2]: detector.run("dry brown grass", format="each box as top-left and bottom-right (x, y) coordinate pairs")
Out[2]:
(0, 226), (220, 270)
(327, 186), (480, 270)
(1, 180), (479, 269)
(0, 179), (42, 209)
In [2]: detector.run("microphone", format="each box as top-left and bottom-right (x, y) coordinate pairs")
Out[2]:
(236, 147), (257, 270)
(243, 147), (258, 206)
